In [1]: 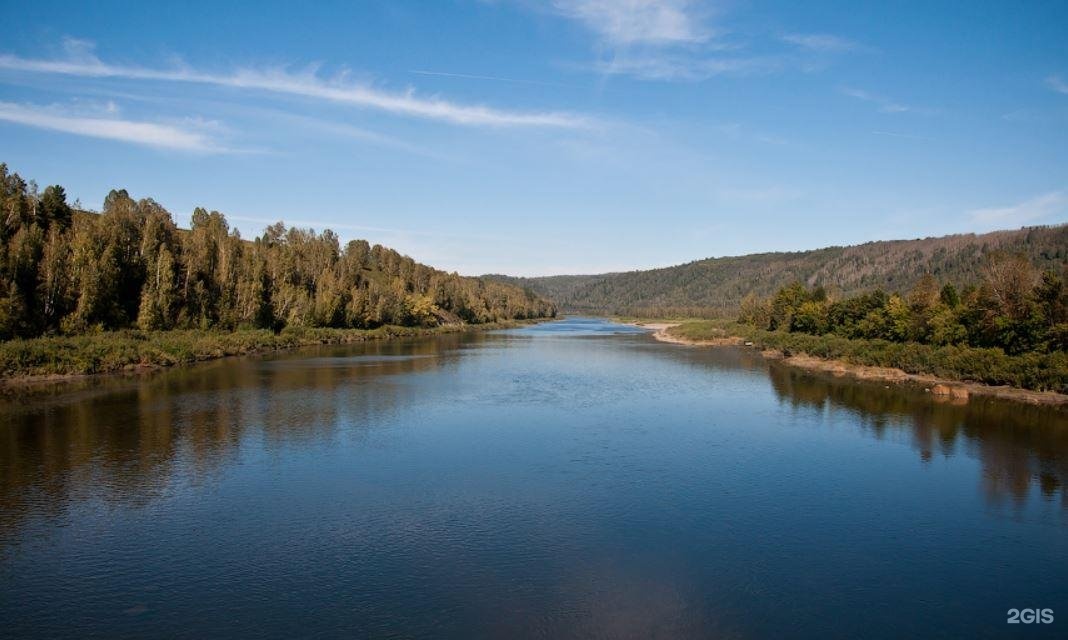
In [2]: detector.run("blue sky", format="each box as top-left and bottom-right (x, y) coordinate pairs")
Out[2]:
(1, 1), (1066, 276)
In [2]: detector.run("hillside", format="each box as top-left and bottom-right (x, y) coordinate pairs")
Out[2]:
(492, 226), (1068, 316)
(0, 163), (555, 340)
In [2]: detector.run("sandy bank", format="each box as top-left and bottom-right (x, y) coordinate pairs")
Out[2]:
(630, 322), (679, 332)
(628, 322), (745, 346)
(645, 325), (1067, 408)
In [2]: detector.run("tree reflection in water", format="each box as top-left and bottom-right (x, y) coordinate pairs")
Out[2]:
(763, 360), (1067, 508)
(1, 332), (1065, 545)
(0, 333), (465, 535)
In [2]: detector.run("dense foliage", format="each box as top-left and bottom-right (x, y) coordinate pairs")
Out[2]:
(668, 256), (1067, 393)
(497, 225), (1068, 317)
(738, 256), (1067, 356)
(669, 320), (1067, 392)
(0, 164), (554, 340)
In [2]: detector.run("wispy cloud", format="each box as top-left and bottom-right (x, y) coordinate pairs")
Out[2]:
(408, 69), (577, 88)
(714, 122), (788, 145)
(590, 52), (780, 81)
(253, 108), (447, 160)
(871, 129), (929, 141)
(969, 191), (1067, 227)
(0, 100), (225, 151)
(841, 86), (931, 114)
(781, 33), (860, 53)
(549, 0), (762, 82)
(0, 39), (591, 129)
(1046, 74), (1068, 95)
(552, 0), (710, 46)
(548, 3), (843, 83)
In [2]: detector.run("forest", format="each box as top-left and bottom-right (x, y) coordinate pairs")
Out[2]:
(738, 256), (1067, 356)
(0, 163), (555, 341)
(496, 225), (1068, 317)
(663, 256), (1068, 392)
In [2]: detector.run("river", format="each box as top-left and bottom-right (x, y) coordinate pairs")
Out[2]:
(1, 317), (1065, 638)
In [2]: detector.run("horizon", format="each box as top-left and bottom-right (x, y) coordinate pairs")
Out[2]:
(43, 186), (1064, 279)
(487, 221), (1068, 278)
(2, 1), (1067, 276)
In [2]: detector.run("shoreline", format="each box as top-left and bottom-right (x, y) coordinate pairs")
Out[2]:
(629, 321), (1068, 408)
(0, 319), (546, 390)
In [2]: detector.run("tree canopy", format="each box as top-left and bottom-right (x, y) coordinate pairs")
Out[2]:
(738, 255), (1068, 356)
(0, 163), (555, 340)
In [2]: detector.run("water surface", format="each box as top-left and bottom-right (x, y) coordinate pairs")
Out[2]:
(1, 318), (1066, 638)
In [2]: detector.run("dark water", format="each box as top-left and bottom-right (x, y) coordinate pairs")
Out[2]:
(1, 318), (1066, 639)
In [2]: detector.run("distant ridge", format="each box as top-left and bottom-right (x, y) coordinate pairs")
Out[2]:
(488, 225), (1068, 316)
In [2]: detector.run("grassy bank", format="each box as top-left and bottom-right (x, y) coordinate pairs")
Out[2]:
(0, 322), (528, 380)
(667, 320), (1068, 394)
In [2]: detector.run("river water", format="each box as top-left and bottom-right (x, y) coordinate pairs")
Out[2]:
(1, 318), (1065, 638)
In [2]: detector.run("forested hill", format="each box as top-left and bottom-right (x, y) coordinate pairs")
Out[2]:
(0, 163), (554, 339)
(488, 226), (1068, 316)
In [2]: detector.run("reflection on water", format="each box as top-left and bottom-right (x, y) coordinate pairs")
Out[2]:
(1, 318), (1066, 638)
(763, 362), (1068, 507)
(1, 336), (461, 532)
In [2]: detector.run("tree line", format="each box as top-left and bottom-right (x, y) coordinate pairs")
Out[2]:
(0, 163), (555, 339)
(502, 225), (1068, 317)
(738, 254), (1067, 356)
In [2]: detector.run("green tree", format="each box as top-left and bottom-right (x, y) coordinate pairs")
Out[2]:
(139, 245), (179, 330)
(792, 299), (829, 335)
(39, 185), (72, 230)
(1035, 270), (1066, 328)
(66, 214), (121, 332)
(939, 283), (959, 308)
(769, 281), (809, 330)
(38, 226), (73, 330)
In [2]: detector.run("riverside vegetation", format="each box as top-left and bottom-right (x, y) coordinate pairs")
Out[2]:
(0, 164), (554, 377)
(0, 323), (530, 379)
(666, 260), (1068, 394)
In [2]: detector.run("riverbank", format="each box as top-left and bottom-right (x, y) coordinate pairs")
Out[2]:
(623, 321), (741, 346)
(629, 320), (1068, 407)
(0, 320), (540, 385)
(633, 322), (744, 346)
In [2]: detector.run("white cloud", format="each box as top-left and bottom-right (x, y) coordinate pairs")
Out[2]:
(0, 100), (223, 151)
(969, 191), (1067, 228)
(841, 86), (930, 114)
(0, 40), (591, 129)
(591, 52), (779, 81)
(550, 0), (751, 82)
(1046, 74), (1068, 95)
(552, 0), (709, 46)
(781, 33), (859, 53)
(549, 3), (841, 83)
